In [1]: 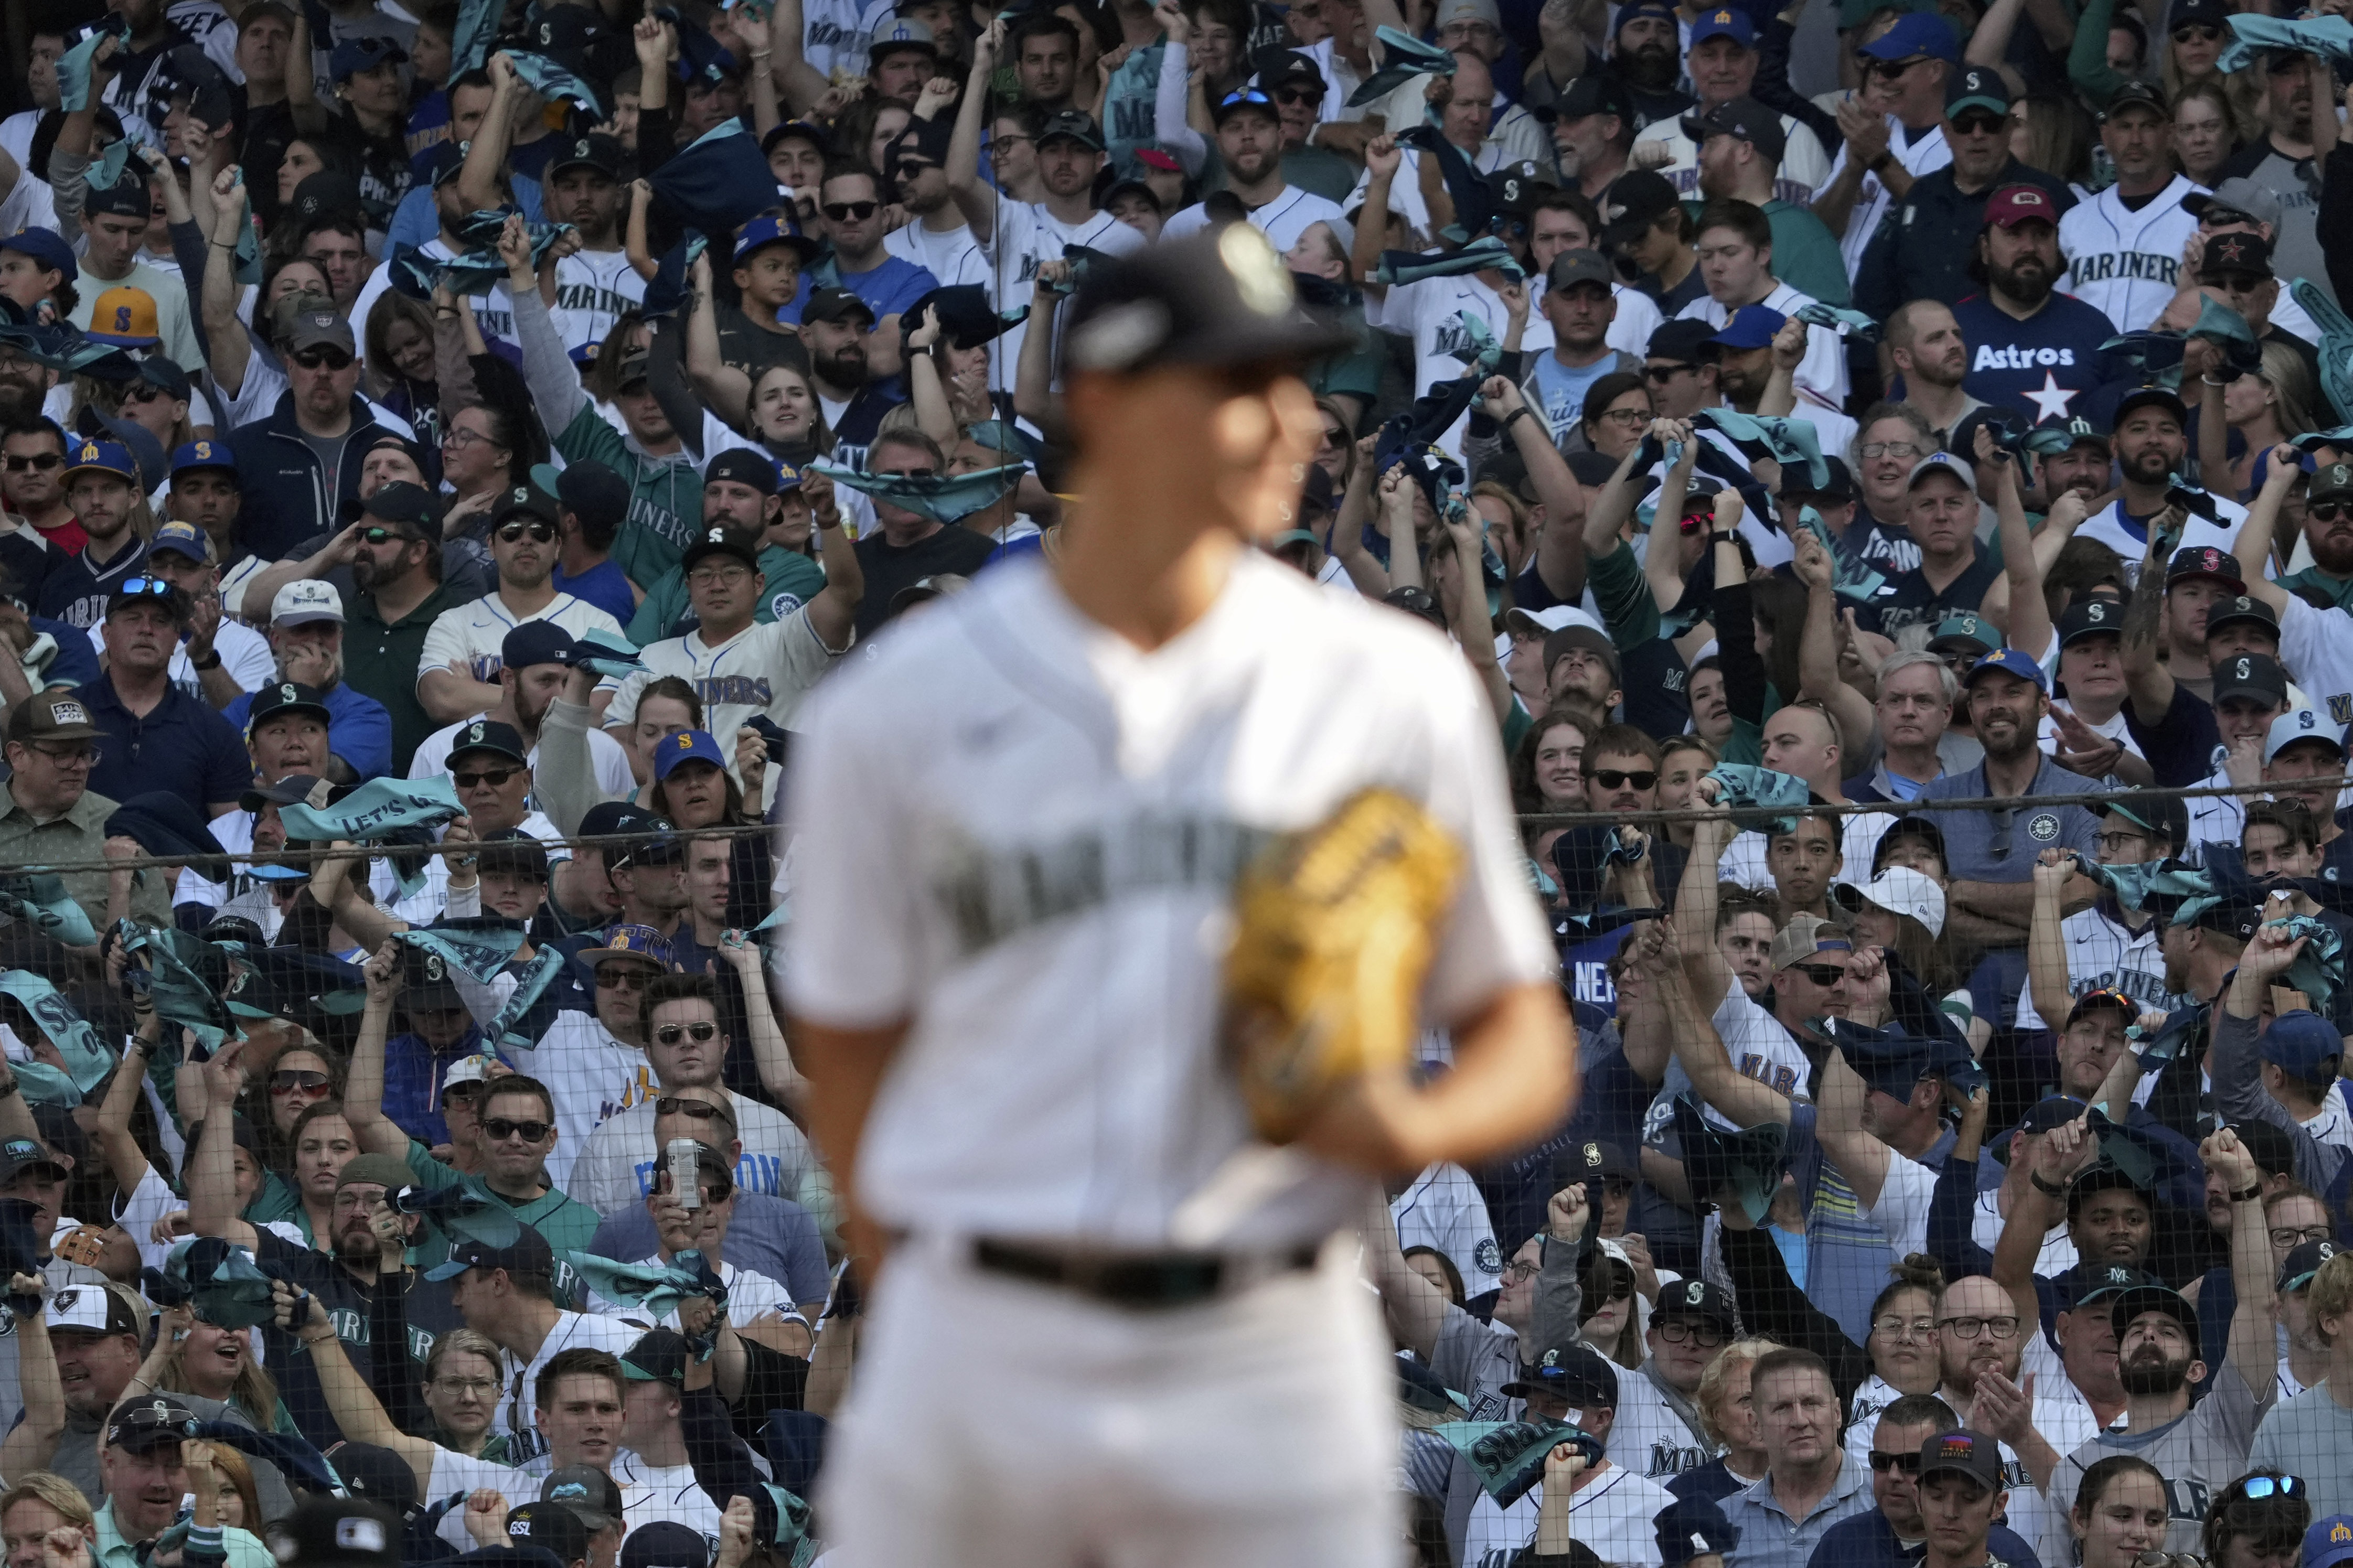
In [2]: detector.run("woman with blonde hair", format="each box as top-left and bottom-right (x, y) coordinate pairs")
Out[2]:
(2171, 78), (2242, 187)
(0, 1474), (93, 1568)
(1688, 1337), (1782, 1497)
(2195, 338), (2320, 501)
(138, 1303), (293, 1436)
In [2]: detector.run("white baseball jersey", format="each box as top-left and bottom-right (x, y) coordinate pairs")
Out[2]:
(410, 716), (637, 801)
(1463, 1462), (1674, 1568)
(2276, 593), (2353, 733)
(2058, 173), (2207, 332)
(799, 0), (870, 81)
(503, 1007), (655, 1193)
(551, 249), (650, 354)
(1162, 185), (1347, 253)
(1371, 271), (1529, 455)
(2015, 904), (2171, 1030)
(350, 238), (520, 350)
(603, 608), (849, 744)
(884, 216), (993, 293)
(782, 551), (1557, 1246)
(1677, 280), (1849, 407)
(1521, 281), (1666, 362)
(416, 593), (626, 692)
(1633, 114), (1834, 206)
(1823, 117), (1952, 275)
(1391, 1162), (1504, 1295)
(608, 1452), (728, 1549)
(2074, 496), (2244, 584)
(980, 205), (1147, 395)
(1607, 1370), (1720, 1480)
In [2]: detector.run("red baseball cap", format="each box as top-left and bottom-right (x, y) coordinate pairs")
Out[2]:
(1136, 147), (1182, 173)
(1984, 184), (2058, 229)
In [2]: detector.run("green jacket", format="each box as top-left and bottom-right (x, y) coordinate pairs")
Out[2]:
(626, 545), (829, 646)
(555, 403), (709, 591)
(1761, 200), (1853, 307)
(405, 1141), (603, 1302)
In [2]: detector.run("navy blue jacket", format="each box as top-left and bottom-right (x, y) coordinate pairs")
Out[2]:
(224, 391), (395, 563)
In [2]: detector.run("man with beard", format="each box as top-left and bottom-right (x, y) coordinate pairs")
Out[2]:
(2075, 390), (2245, 570)
(407, 624), (634, 801)
(2274, 450), (2353, 607)
(1578, 0), (1692, 133)
(1856, 68), (2075, 323)
(2040, 1130), (2277, 1562)
(1888, 303), (1984, 451)
(544, 135), (646, 355)
(1547, 73), (1636, 203)
(2215, 55), (2328, 295)
(329, 483), (470, 768)
(847, 429), (990, 636)
(1161, 85), (1344, 250)
(1920, 651), (2104, 1011)
(816, 166), (937, 382)
(36, 441), (149, 633)
(1953, 186), (2122, 427)
(2059, 82), (2204, 332)
(1857, 454), (2002, 637)
(416, 485), (625, 725)
(797, 288), (902, 470)
(1631, 10), (1831, 205)
(219, 581), (394, 780)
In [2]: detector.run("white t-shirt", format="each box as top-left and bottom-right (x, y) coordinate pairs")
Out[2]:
(1161, 185), (1346, 253)
(416, 592), (627, 693)
(551, 249), (650, 355)
(1461, 1461), (1674, 1568)
(410, 717), (637, 802)
(602, 609), (850, 740)
(782, 551), (1556, 1245)
(503, 1008), (656, 1193)
(883, 216), (991, 292)
(569, 1089), (823, 1222)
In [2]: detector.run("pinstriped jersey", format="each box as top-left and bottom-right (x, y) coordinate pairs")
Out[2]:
(2016, 904), (2174, 1030)
(2057, 173), (2207, 332)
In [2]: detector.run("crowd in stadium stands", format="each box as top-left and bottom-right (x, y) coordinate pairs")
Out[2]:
(14, 0), (2353, 1561)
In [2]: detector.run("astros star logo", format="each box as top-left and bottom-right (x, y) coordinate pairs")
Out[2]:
(2218, 235), (2247, 264)
(2023, 372), (2077, 423)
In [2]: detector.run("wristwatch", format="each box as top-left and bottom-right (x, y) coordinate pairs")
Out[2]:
(190, 648), (221, 671)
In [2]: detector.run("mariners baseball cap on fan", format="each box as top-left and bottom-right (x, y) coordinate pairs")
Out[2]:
(652, 729), (730, 781)
(550, 133), (625, 180)
(147, 520), (211, 566)
(1707, 304), (1787, 350)
(425, 1222), (555, 1282)
(245, 681), (331, 732)
(1683, 96), (1787, 163)
(494, 481), (561, 528)
(449, 718), (530, 767)
(2057, 598), (2124, 647)
(2166, 544), (2243, 589)
(2063, 987), (2135, 1029)
(1983, 184), (2059, 229)
(2214, 652), (2290, 706)
(2260, 1009), (2343, 1079)
(1492, 159), (1558, 214)
(1598, 170), (1682, 249)
(1657, 1496), (1740, 1568)
(271, 579), (345, 626)
(1862, 10), (1957, 60)
(1687, 7), (1754, 46)
(416, 139), (467, 190)
(2205, 595), (2278, 640)
(1833, 866), (1945, 938)
(1907, 452), (1975, 493)
(540, 1467), (625, 1534)
(84, 175), (152, 221)
(1927, 610), (1996, 654)
(679, 525), (761, 573)
(2108, 1277), (2198, 1343)
(1036, 109), (1105, 150)
(2101, 78), (2168, 118)
(475, 828), (549, 883)
(170, 439), (237, 482)
(1553, 71), (1631, 122)
(1065, 227), (1352, 375)
(106, 1394), (196, 1451)
(64, 438), (137, 484)
(1654, 1277), (1737, 1331)
(2310, 1518), (2353, 1568)
(622, 1327), (692, 1388)
(49, 1283), (136, 1336)
(2185, 176), (2282, 228)
(1782, 455), (1855, 503)
(2202, 231), (2274, 281)
(1963, 648), (2049, 692)
(705, 449), (785, 497)
(0, 228), (76, 281)
(2266, 707), (2344, 764)
(1502, 1340), (1620, 1404)
(621, 1523), (710, 1568)
(1945, 65), (2009, 116)
(328, 1443), (421, 1519)
(2310, 461), (2353, 506)
(733, 212), (820, 265)
(1769, 914), (1851, 972)
(440, 1053), (499, 1094)
(1916, 1430), (2004, 1490)
(86, 286), (161, 347)
(2282, 1240), (2340, 1294)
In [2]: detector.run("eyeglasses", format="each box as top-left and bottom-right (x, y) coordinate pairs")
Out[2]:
(1790, 962), (1848, 986)
(452, 767), (520, 789)
(290, 347), (354, 371)
(3, 453), (60, 471)
(431, 1376), (498, 1397)
(1655, 1318), (1728, 1347)
(655, 1096), (735, 1123)
(2310, 502), (2351, 522)
(1586, 769), (1658, 790)
(442, 426), (504, 450)
(1951, 112), (2006, 134)
(821, 200), (880, 221)
(2271, 1225), (2333, 1249)
(1869, 1451), (1924, 1473)
(1860, 441), (1923, 460)
(1500, 1259), (1540, 1284)
(1645, 362), (1697, 382)
(23, 743), (99, 767)
(2095, 832), (2151, 854)
(481, 1116), (553, 1143)
(686, 565), (752, 587)
(595, 968), (653, 990)
(2173, 22), (2222, 40)
(654, 1022), (720, 1046)
(1594, 406), (1650, 427)
(495, 520), (555, 544)
(270, 1069), (329, 1094)
(1938, 1313), (2022, 1339)
(1871, 1314), (1939, 1340)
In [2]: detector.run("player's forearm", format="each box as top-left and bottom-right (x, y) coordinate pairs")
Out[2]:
(794, 1015), (911, 1268)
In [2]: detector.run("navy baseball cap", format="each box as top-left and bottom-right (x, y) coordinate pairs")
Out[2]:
(2167, 545), (2243, 589)
(1653, 1277), (1737, 1329)
(501, 621), (580, 671)
(1946, 65), (2009, 116)
(170, 438), (237, 480)
(448, 718), (529, 766)
(2261, 1011), (2343, 1078)
(1707, 304), (1786, 350)
(2215, 652), (2291, 706)
(147, 520), (210, 564)
(1065, 226), (1352, 376)
(0, 228), (76, 280)
(1862, 10), (1958, 60)
(1501, 1340), (1620, 1404)
(704, 449), (783, 496)
(2208, 595), (2284, 642)
(2281, 1239), (2340, 1294)
(2109, 1279), (2198, 1344)
(329, 35), (407, 80)
(1657, 1497), (1738, 1568)
(422, 1224), (555, 1282)
(1963, 647), (2049, 693)
(1916, 1429), (2004, 1489)
(2072, 1262), (2164, 1307)
(2307, 1517), (2353, 1568)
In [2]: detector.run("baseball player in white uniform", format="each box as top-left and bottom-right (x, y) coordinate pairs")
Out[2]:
(785, 228), (1575, 1567)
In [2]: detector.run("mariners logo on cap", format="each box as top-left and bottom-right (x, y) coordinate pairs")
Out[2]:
(2084, 601), (2109, 622)
(2332, 1524), (2350, 1545)
(423, 953), (445, 981)
(280, 684), (300, 703)
(1538, 1347), (1565, 1369)
(1682, 1281), (1705, 1305)
(1960, 68), (1989, 89)
(1583, 1141), (1601, 1165)
(467, 723), (487, 745)
(675, 734), (694, 750)
(78, 443), (98, 462)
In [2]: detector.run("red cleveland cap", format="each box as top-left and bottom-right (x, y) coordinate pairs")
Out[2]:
(1984, 184), (2058, 228)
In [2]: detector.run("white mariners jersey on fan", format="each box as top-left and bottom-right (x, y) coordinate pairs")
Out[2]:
(1463, 1462), (1675, 1568)
(782, 552), (1558, 1244)
(2015, 905), (2173, 1030)
(416, 593), (627, 691)
(604, 608), (850, 743)
(1605, 1371), (1720, 1479)
(2058, 174), (2207, 332)
(552, 249), (651, 353)
(1162, 186), (1347, 253)
(2074, 496), (2244, 583)
(980, 206), (1147, 395)
(1677, 281), (1849, 407)
(1391, 1162), (1504, 1294)
(799, 0), (871, 80)
(502, 1009), (654, 1193)
(2275, 593), (2353, 733)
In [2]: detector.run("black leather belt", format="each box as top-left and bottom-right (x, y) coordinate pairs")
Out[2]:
(972, 1237), (1322, 1310)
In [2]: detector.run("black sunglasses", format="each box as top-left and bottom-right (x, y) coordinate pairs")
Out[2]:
(1586, 769), (1657, 790)
(496, 520), (556, 543)
(654, 1096), (734, 1123)
(3, 453), (60, 471)
(452, 767), (521, 788)
(2312, 502), (2351, 522)
(481, 1117), (553, 1142)
(1791, 962), (1848, 986)
(1645, 362), (1696, 381)
(822, 199), (880, 220)
(1951, 112), (2005, 134)
(2173, 22), (2221, 39)
(1869, 1452), (1924, 1474)
(290, 346), (354, 371)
